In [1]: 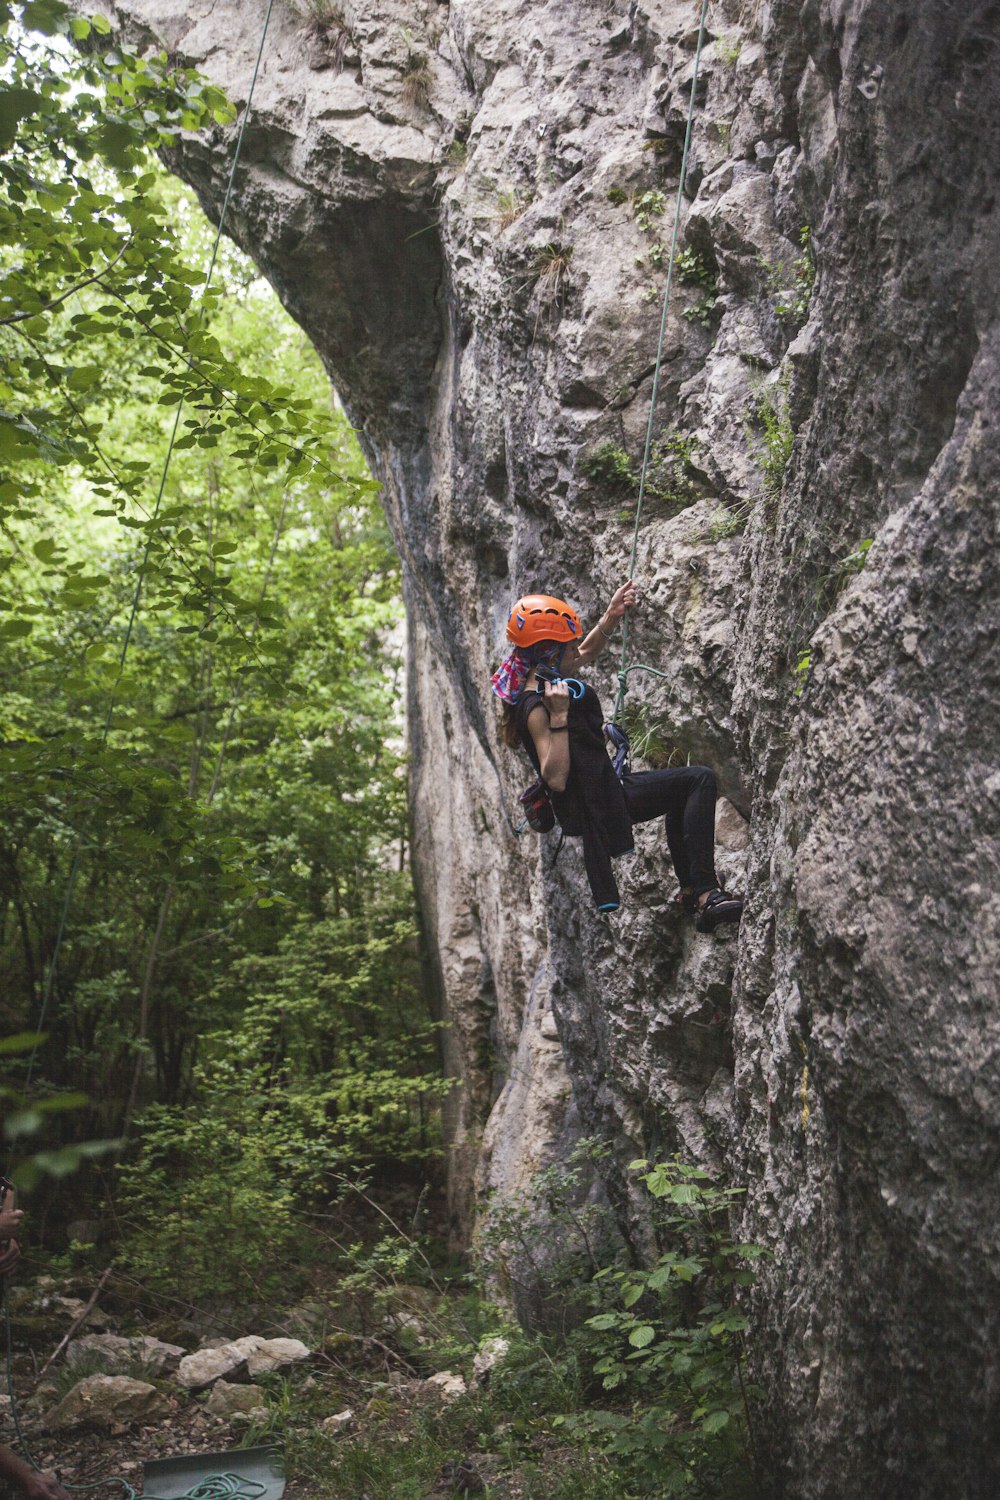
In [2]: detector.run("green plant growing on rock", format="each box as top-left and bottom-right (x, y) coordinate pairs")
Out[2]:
(606, 186), (630, 206)
(496, 186), (532, 229)
(837, 536), (874, 577)
(399, 30), (432, 109)
(293, 0), (351, 70)
(531, 243), (573, 309)
(760, 226), (815, 326)
(748, 378), (793, 498)
(709, 498), (753, 542)
(676, 246), (720, 328)
(623, 706), (686, 769)
(633, 188), (666, 234)
(715, 33), (743, 66)
(580, 442), (637, 495)
(646, 431), (704, 514)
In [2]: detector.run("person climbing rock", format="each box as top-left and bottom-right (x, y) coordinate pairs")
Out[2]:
(492, 586), (743, 930)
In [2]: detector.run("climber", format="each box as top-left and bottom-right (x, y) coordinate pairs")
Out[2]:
(492, 587), (743, 929)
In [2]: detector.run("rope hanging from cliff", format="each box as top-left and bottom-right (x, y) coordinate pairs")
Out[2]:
(614, 0), (711, 723)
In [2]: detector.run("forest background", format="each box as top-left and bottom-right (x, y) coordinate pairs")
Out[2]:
(0, 0), (447, 1305)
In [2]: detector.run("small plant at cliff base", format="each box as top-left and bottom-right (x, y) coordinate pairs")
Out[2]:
(580, 441), (637, 496)
(475, 1138), (618, 1334)
(645, 431), (704, 514)
(835, 536), (873, 580)
(675, 246), (721, 328)
(748, 377), (793, 499)
(561, 1160), (765, 1498)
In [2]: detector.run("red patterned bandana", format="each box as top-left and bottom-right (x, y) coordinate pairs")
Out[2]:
(490, 648), (532, 704)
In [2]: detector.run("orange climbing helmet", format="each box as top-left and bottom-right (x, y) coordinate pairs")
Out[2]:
(505, 594), (582, 648)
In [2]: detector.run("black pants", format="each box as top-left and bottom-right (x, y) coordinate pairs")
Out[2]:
(622, 765), (720, 896)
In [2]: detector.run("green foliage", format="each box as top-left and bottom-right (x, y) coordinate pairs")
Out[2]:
(476, 1139), (617, 1330)
(675, 247), (720, 328)
(563, 1160), (763, 1497)
(633, 190), (665, 234)
(644, 431), (703, 513)
(759, 226), (815, 326)
(837, 536), (873, 577)
(0, 7), (442, 1256)
(580, 433), (702, 517)
(579, 442), (636, 494)
(748, 378), (793, 497)
(715, 34), (743, 66)
(793, 648), (812, 696)
(606, 186), (629, 206)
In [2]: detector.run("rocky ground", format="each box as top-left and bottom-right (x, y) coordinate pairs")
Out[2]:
(0, 1269), (616, 1500)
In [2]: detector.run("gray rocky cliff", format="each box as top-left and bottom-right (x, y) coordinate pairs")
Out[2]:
(110, 2), (1000, 1494)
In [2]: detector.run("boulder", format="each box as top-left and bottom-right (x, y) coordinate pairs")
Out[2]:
(66, 1333), (186, 1377)
(472, 1336), (510, 1385)
(175, 1347), (250, 1391)
(45, 1375), (171, 1431)
(176, 1335), (310, 1390)
(320, 1407), (354, 1435)
(204, 1380), (269, 1421)
(227, 1334), (311, 1377)
(423, 1371), (467, 1403)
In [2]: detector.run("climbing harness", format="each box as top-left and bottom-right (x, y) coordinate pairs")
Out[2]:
(613, 0), (711, 724)
(3, 5), (281, 1498)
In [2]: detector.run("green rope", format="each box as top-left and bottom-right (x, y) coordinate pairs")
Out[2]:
(614, 0), (711, 723)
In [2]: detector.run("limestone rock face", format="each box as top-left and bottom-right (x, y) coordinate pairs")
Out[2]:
(111, 1), (1000, 1494)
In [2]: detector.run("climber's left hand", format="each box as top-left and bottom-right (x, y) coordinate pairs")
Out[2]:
(607, 579), (637, 617)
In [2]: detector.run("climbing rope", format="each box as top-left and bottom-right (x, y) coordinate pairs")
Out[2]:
(614, 0), (711, 723)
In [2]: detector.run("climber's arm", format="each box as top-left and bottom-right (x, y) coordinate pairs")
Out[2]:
(563, 579), (637, 668)
(527, 683), (571, 793)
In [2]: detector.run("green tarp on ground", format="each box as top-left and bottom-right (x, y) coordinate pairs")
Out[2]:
(142, 1446), (285, 1500)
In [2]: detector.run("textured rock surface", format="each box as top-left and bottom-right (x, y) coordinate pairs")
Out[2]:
(111, 1), (1000, 1494)
(65, 1333), (185, 1376)
(45, 1375), (172, 1430)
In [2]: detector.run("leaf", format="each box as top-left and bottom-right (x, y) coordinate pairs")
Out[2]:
(0, 1032), (47, 1056)
(0, 86), (42, 151)
(628, 1325), (656, 1349)
(701, 1410), (731, 1433)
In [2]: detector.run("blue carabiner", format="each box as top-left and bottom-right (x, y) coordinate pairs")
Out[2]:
(559, 676), (585, 700)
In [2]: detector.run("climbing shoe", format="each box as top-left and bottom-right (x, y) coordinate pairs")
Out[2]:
(675, 889), (698, 915)
(694, 890), (744, 933)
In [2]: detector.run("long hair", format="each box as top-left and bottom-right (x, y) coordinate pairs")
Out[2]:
(499, 700), (520, 749)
